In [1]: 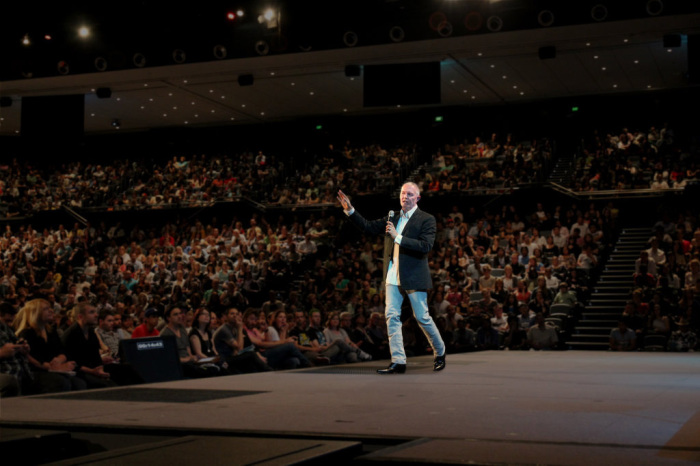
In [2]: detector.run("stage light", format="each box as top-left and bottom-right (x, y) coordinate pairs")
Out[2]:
(227, 12), (236, 21)
(22, 34), (30, 46)
(78, 26), (90, 39)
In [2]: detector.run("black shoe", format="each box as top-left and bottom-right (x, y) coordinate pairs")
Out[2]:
(433, 354), (446, 371)
(377, 362), (406, 374)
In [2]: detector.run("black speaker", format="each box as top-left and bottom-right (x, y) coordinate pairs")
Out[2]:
(238, 74), (254, 86)
(21, 94), (84, 140)
(119, 337), (183, 383)
(96, 87), (112, 99)
(538, 46), (556, 60)
(363, 62), (441, 107)
(663, 34), (681, 48)
(0, 97), (11, 107)
(345, 65), (361, 77)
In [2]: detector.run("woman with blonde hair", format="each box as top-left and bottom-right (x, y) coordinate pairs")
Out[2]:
(14, 299), (85, 390)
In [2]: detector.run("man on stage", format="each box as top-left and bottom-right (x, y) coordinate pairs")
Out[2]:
(338, 183), (446, 374)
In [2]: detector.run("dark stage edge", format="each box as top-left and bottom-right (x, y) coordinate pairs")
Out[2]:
(1, 351), (699, 465)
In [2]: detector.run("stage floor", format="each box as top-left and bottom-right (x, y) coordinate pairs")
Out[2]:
(1, 351), (700, 465)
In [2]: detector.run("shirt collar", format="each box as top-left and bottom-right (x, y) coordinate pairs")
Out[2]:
(401, 205), (418, 219)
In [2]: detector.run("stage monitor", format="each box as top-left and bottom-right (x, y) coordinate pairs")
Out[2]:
(119, 336), (183, 383)
(21, 94), (84, 141)
(363, 62), (441, 107)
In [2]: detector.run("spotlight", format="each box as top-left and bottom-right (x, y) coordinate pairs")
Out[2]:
(94, 57), (108, 71)
(343, 31), (359, 47)
(111, 119), (121, 129)
(389, 26), (405, 43)
(22, 34), (30, 46)
(57, 60), (69, 75)
(538, 10), (555, 27)
(646, 0), (664, 16)
(437, 21), (453, 38)
(172, 49), (186, 64)
(591, 4), (608, 22)
(78, 26), (90, 39)
(255, 40), (269, 56)
(213, 44), (227, 59)
(486, 16), (503, 32)
(133, 53), (146, 68)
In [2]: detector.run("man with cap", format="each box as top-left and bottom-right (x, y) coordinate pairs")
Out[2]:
(131, 308), (160, 338)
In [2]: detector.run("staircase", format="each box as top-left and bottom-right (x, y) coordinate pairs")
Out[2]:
(566, 226), (651, 350)
(548, 153), (576, 187)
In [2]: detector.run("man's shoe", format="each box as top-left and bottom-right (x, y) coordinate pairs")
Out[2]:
(433, 354), (446, 371)
(377, 362), (406, 374)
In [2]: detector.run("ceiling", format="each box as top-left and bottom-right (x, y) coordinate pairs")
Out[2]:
(0, 9), (699, 136)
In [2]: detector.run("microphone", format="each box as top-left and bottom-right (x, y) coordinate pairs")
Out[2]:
(386, 210), (394, 237)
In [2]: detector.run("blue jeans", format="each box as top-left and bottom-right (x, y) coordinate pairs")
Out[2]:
(385, 284), (445, 364)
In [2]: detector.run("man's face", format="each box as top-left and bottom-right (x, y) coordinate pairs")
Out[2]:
(99, 315), (115, 331)
(399, 183), (420, 212)
(1, 311), (16, 326)
(310, 312), (321, 327)
(168, 308), (183, 326)
(83, 306), (99, 326)
(295, 312), (307, 328)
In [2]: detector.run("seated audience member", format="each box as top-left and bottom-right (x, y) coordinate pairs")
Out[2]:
(61, 303), (119, 388)
(476, 317), (500, 350)
(243, 308), (311, 370)
(527, 313), (559, 350)
(1, 302), (71, 396)
(95, 309), (121, 361)
(364, 312), (390, 359)
(306, 309), (360, 364)
(667, 318), (697, 352)
(160, 305), (217, 378)
(322, 311), (371, 362)
(609, 318), (636, 351)
(14, 299), (84, 391)
(213, 307), (271, 373)
(503, 315), (528, 351)
(189, 308), (218, 361)
(552, 283), (577, 306)
(451, 318), (476, 353)
(131, 308), (160, 338)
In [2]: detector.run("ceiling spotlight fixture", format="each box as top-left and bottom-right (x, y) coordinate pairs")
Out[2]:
(486, 16), (503, 32)
(437, 21), (453, 38)
(78, 26), (90, 38)
(133, 53), (146, 68)
(172, 49), (186, 64)
(343, 31), (359, 47)
(57, 60), (69, 75)
(255, 40), (269, 56)
(22, 34), (30, 46)
(646, 0), (664, 16)
(94, 56), (108, 72)
(389, 26), (405, 43)
(213, 44), (227, 59)
(591, 4), (608, 22)
(537, 10), (555, 27)
(111, 119), (121, 129)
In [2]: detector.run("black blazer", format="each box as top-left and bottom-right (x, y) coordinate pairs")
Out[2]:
(349, 208), (436, 290)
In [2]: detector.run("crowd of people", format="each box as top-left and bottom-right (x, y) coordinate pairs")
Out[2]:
(567, 123), (699, 192)
(612, 212), (700, 352)
(0, 133), (554, 218)
(0, 182), (630, 396)
(2, 124), (699, 396)
(421, 135), (553, 193)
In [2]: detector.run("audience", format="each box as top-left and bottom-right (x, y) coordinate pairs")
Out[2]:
(1, 123), (698, 395)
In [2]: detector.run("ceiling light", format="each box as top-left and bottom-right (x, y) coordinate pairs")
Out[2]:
(78, 26), (90, 38)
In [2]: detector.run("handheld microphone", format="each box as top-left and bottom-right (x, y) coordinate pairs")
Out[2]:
(386, 210), (394, 237)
